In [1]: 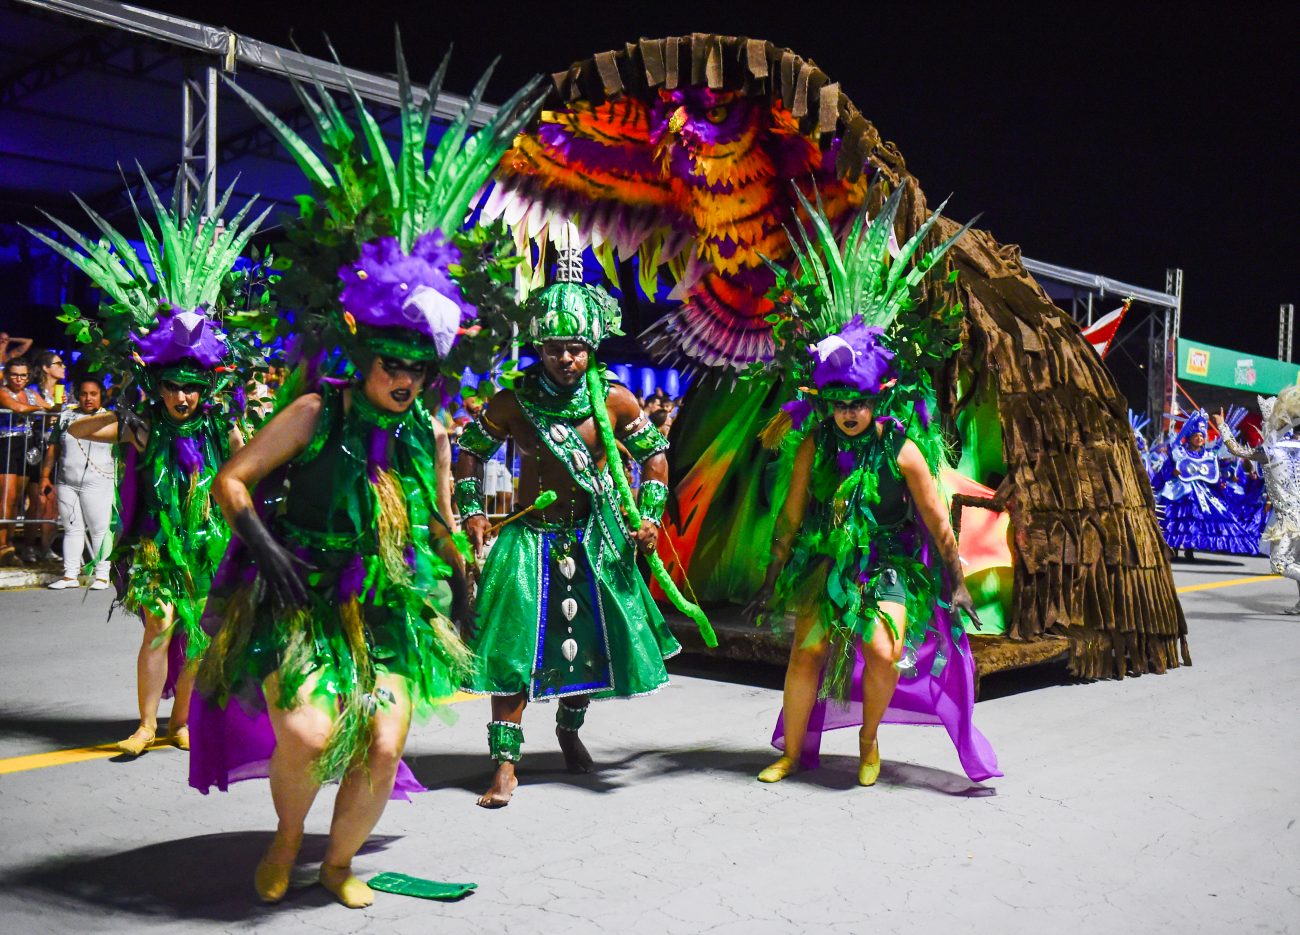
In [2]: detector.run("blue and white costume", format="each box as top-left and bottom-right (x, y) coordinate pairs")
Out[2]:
(1153, 410), (1259, 556)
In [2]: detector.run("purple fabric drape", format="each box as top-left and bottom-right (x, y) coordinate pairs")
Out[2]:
(161, 630), (186, 700)
(771, 606), (1001, 783)
(174, 435), (203, 476)
(189, 693), (426, 801)
(367, 426), (390, 481)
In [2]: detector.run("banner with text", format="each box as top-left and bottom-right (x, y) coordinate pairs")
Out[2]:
(1177, 339), (1300, 394)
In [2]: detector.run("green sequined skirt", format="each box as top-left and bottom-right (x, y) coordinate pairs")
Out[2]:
(198, 544), (470, 779)
(464, 510), (680, 701)
(120, 536), (217, 662)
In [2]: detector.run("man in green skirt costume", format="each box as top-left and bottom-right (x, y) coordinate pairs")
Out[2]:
(457, 247), (680, 808)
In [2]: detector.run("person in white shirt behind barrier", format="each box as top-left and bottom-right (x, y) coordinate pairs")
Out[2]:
(45, 377), (116, 590)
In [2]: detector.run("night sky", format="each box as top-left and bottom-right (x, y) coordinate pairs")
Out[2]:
(134, 2), (1300, 356)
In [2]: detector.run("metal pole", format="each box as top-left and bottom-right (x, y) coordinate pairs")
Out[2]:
(1147, 309), (1163, 432)
(1280, 303), (1295, 363)
(179, 73), (193, 211)
(179, 64), (215, 221)
(1166, 268), (1182, 422)
(204, 64), (217, 218)
(1086, 292), (1094, 327)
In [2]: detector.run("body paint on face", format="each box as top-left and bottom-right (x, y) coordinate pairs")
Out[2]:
(831, 397), (874, 437)
(364, 356), (428, 413)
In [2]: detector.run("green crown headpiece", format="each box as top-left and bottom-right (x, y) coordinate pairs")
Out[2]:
(526, 244), (623, 348)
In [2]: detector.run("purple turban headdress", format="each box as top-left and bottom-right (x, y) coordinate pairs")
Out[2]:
(130, 307), (229, 370)
(337, 232), (476, 361)
(810, 316), (896, 399)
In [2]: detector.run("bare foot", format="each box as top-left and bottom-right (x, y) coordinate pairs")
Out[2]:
(116, 725), (156, 756)
(320, 863), (373, 909)
(254, 829), (302, 904)
(476, 761), (518, 808)
(557, 727), (594, 773)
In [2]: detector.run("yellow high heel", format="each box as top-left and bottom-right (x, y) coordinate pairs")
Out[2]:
(858, 739), (881, 787)
(757, 755), (798, 783)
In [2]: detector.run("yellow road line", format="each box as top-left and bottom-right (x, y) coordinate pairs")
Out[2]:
(0, 742), (172, 775)
(0, 692), (484, 777)
(1177, 574), (1281, 594)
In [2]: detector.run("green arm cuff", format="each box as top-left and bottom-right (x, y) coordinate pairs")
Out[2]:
(638, 479), (669, 525)
(620, 420), (669, 463)
(459, 420), (504, 460)
(453, 477), (486, 519)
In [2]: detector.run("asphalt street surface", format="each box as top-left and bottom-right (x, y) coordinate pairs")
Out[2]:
(0, 555), (1296, 934)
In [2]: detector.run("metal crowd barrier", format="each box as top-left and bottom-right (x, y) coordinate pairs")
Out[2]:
(0, 409), (62, 531)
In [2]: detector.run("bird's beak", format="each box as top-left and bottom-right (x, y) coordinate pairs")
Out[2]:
(667, 106), (687, 135)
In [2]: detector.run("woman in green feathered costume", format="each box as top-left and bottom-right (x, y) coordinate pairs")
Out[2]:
(745, 187), (1000, 786)
(189, 42), (544, 909)
(198, 308), (474, 909)
(27, 177), (267, 757)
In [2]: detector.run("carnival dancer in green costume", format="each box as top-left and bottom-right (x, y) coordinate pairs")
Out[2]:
(744, 187), (1000, 785)
(189, 44), (543, 908)
(26, 175), (268, 756)
(458, 244), (682, 808)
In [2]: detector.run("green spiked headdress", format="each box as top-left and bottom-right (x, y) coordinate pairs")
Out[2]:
(225, 32), (544, 381)
(23, 167), (273, 393)
(756, 183), (975, 445)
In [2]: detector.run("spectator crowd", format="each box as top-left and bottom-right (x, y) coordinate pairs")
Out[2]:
(0, 333), (114, 585)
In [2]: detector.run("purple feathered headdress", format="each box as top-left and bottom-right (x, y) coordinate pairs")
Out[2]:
(337, 232), (475, 358)
(131, 307), (228, 369)
(810, 316), (895, 397)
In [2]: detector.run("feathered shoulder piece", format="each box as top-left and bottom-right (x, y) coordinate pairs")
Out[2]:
(753, 182), (974, 449)
(226, 31), (546, 386)
(24, 167), (273, 390)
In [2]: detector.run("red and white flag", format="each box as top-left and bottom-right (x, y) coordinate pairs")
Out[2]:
(1081, 299), (1132, 358)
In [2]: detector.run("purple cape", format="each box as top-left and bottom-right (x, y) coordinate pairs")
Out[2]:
(189, 693), (426, 801)
(772, 605), (1002, 784)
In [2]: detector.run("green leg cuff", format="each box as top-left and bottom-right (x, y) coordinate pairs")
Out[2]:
(487, 720), (523, 763)
(555, 701), (588, 733)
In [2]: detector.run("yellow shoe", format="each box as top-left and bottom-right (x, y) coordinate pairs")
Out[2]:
(166, 725), (190, 751)
(757, 755), (798, 783)
(320, 864), (374, 909)
(254, 858), (293, 904)
(117, 725), (156, 756)
(858, 739), (881, 787)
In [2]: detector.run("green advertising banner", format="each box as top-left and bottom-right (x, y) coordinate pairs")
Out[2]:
(1177, 339), (1300, 394)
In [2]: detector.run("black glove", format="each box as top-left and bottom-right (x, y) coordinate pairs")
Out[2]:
(232, 508), (312, 610)
(112, 377), (148, 449)
(117, 406), (149, 450)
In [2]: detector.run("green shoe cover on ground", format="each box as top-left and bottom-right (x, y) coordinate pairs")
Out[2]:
(367, 872), (477, 901)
